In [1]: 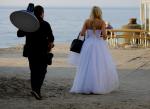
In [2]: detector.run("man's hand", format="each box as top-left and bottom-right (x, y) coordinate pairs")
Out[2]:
(48, 43), (54, 52)
(17, 30), (26, 37)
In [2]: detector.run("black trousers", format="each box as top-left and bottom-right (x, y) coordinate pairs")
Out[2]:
(28, 57), (48, 94)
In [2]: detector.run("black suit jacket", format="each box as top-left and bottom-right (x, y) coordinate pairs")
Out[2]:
(17, 17), (54, 59)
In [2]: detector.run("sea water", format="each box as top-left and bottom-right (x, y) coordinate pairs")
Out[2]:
(0, 7), (140, 48)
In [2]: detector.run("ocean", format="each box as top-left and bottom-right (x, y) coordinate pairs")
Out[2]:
(0, 7), (140, 48)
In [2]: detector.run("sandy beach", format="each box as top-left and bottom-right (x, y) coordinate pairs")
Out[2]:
(0, 43), (150, 109)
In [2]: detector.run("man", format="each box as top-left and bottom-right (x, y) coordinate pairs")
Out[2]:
(122, 18), (141, 45)
(105, 21), (114, 38)
(17, 5), (54, 100)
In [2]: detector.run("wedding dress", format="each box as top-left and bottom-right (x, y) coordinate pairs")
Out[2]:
(69, 29), (119, 94)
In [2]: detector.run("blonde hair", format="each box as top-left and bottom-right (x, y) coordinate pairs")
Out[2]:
(90, 6), (102, 20)
(90, 6), (103, 33)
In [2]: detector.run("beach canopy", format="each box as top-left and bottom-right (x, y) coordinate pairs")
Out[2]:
(10, 10), (40, 32)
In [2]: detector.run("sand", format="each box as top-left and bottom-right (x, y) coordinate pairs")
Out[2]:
(0, 43), (150, 109)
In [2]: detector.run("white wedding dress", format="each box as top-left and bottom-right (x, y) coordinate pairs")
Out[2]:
(69, 29), (119, 94)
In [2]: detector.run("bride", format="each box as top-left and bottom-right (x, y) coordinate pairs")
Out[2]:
(69, 6), (119, 94)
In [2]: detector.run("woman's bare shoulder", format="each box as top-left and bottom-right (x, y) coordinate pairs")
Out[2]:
(84, 19), (91, 23)
(101, 20), (105, 24)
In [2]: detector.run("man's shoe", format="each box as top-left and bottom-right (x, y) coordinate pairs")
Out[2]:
(31, 91), (42, 100)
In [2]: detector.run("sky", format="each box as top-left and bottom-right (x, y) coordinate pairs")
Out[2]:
(0, 0), (140, 8)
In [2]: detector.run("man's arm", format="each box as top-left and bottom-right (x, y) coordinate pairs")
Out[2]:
(46, 23), (55, 52)
(47, 24), (54, 43)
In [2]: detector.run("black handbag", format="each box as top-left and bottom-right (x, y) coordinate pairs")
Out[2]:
(70, 33), (85, 53)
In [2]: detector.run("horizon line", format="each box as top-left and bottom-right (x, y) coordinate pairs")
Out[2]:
(0, 5), (140, 9)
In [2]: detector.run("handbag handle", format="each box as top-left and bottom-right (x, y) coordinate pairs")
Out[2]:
(77, 32), (85, 41)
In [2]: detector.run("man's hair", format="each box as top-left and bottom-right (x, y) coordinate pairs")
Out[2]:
(34, 5), (44, 17)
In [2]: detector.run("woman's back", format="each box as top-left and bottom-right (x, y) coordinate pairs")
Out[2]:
(86, 19), (103, 30)
(80, 18), (107, 40)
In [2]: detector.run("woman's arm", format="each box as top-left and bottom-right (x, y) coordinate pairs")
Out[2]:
(101, 21), (107, 40)
(80, 20), (88, 36)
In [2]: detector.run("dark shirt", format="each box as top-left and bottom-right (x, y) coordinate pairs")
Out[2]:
(17, 17), (54, 58)
(106, 24), (113, 36)
(106, 25), (113, 29)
